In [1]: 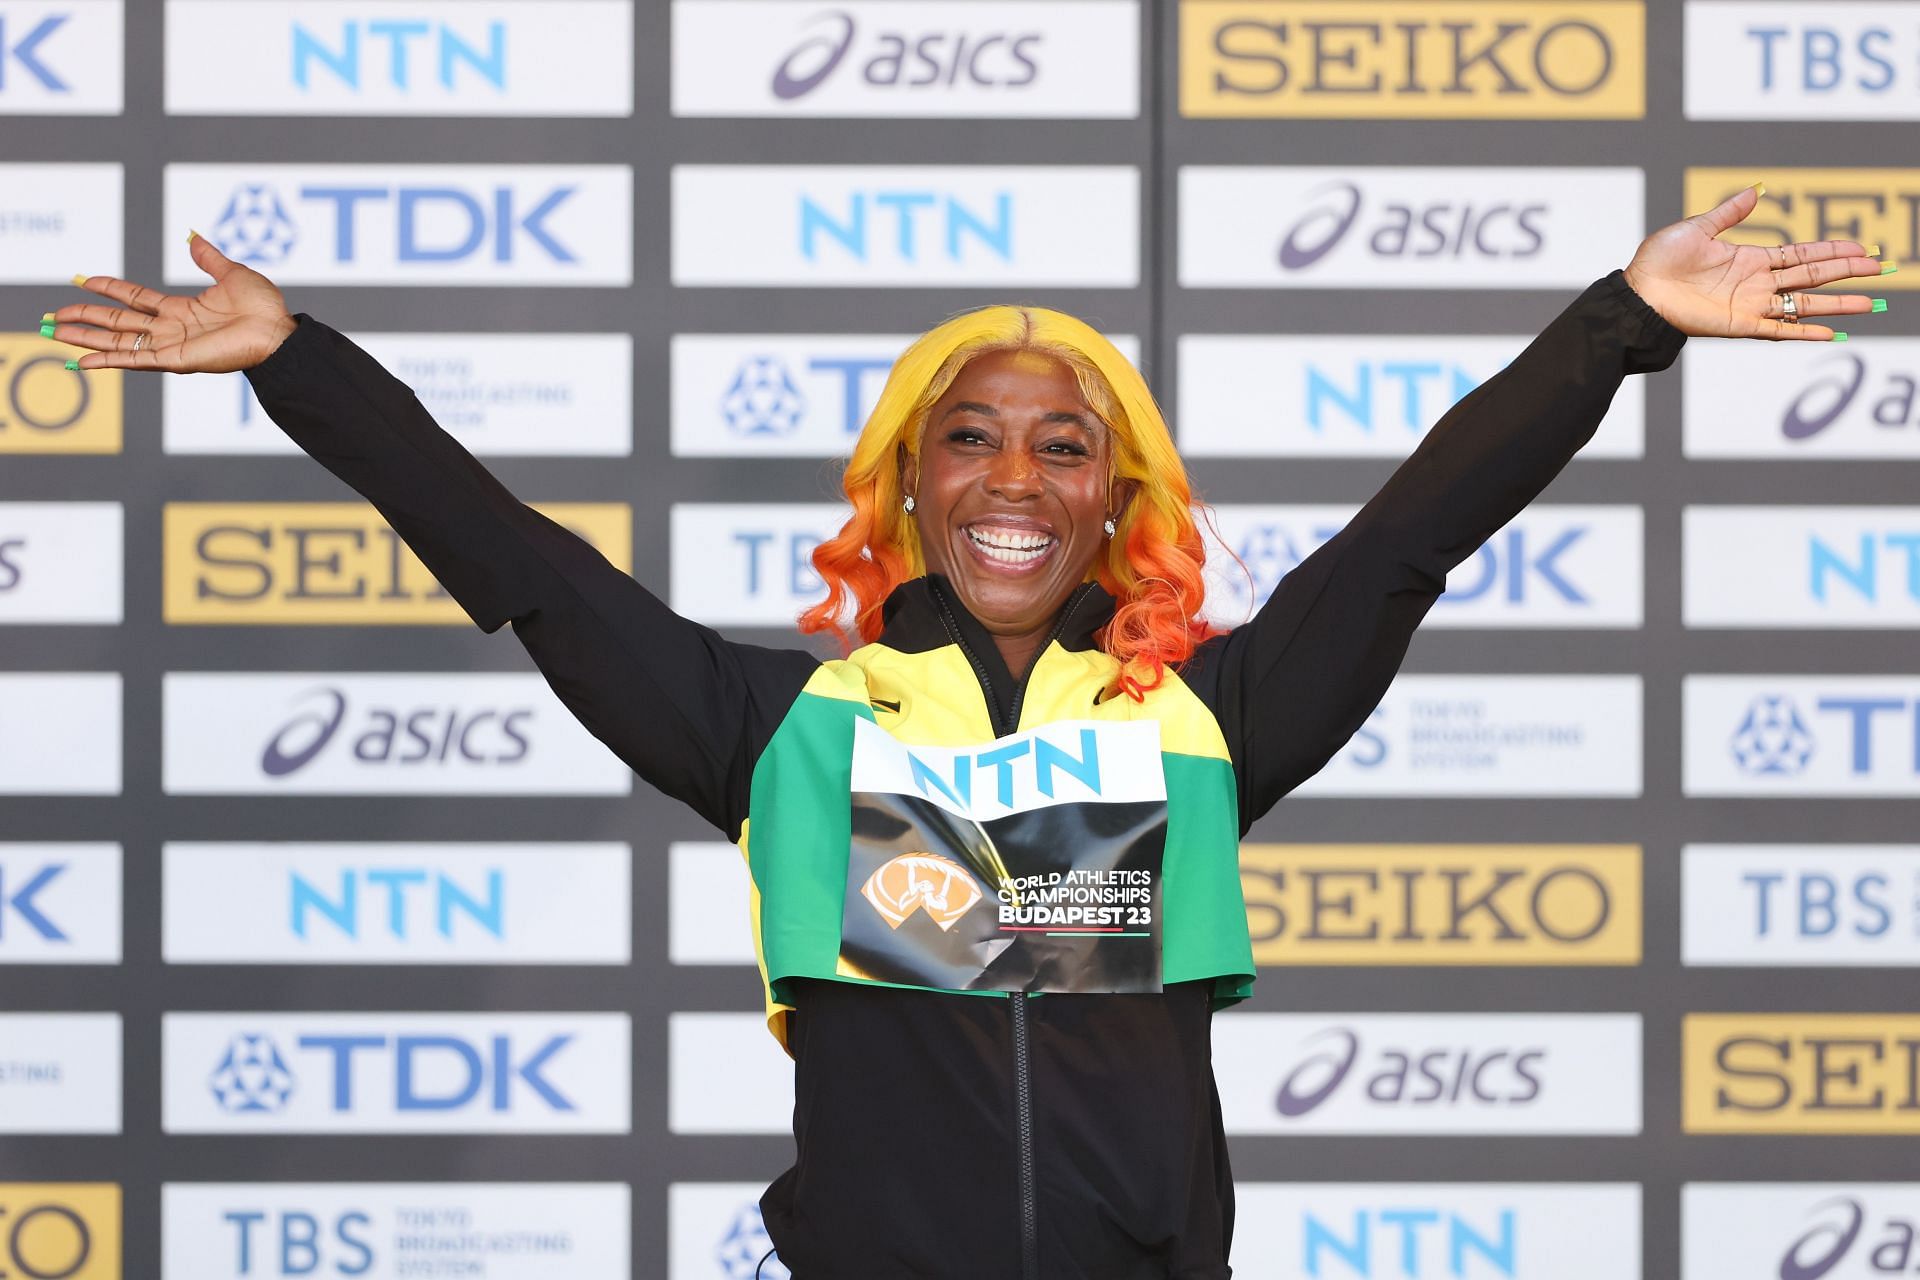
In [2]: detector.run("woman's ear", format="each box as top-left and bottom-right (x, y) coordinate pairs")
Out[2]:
(1109, 476), (1140, 527)
(897, 442), (919, 505)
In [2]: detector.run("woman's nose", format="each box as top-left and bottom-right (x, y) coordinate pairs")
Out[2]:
(987, 448), (1042, 499)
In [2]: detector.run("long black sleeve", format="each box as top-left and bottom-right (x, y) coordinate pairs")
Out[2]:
(1183, 271), (1685, 831)
(244, 315), (819, 838)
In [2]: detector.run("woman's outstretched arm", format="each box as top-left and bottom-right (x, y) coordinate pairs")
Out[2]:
(1187, 187), (1885, 831)
(50, 235), (817, 838)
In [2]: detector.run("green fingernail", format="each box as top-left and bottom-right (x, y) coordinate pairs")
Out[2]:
(1874, 298), (1889, 313)
(1832, 332), (1851, 343)
(1882, 264), (1899, 275)
(63, 358), (79, 370)
(39, 322), (54, 339)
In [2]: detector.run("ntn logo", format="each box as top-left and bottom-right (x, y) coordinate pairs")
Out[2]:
(1810, 531), (1920, 601)
(775, 12), (1041, 98)
(800, 191), (1011, 261)
(1306, 359), (1478, 431)
(909, 726), (1103, 811)
(291, 867), (503, 940)
(293, 20), (506, 90)
(1305, 1207), (1515, 1277)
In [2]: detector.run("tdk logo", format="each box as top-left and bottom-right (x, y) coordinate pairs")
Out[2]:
(1304, 1207), (1517, 1277)
(1730, 696), (1817, 775)
(292, 19), (505, 92)
(0, 13), (66, 92)
(0, 860), (63, 941)
(1235, 522), (1589, 609)
(212, 180), (575, 267)
(772, 10), (1038, 100)
(800, 190), (1011, 262)
(1279, 180), (1546, 270)
(908, 727), (1104, 812)
(718, 1201), (789, 1280)
(721, 353), (888, 438)
(291, 867), (503, 941)
(207, 1030), (575, 1115)
(261, 687), (533, 778)
(1734, 692), (1920, 777)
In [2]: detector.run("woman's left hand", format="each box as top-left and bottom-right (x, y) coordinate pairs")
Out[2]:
(1623, 185), (1885, 342)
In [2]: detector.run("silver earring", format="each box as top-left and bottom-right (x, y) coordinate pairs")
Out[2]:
(903, 495), (916, 514)
(1103, 517), (1116, 537)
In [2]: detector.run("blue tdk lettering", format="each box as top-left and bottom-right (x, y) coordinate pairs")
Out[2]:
(0, 862), (65, 941)
(1304, 1207), (1517, 1277)
(295, 1033), (575, 1111)
(297, 184), (576, 263)
(0, 15), (67, 92)
(1447, 527), (1588, 605)
(290, 867), (505, 940)
(800, 192), (1013, 262)
(292, 19), (506, 91)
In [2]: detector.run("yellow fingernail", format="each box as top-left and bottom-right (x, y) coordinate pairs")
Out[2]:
(187, 228), (198, 244)
(70, 273), (87, 287)
(1754, 182), (1767, 196)
(40, 312), (54, 324)
(1869, 243), (1882, 258)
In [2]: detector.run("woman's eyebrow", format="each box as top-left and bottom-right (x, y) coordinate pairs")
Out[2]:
(942, 400), (998, 420)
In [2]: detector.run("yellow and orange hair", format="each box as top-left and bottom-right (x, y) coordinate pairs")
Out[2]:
(798, 305), (1215, 699)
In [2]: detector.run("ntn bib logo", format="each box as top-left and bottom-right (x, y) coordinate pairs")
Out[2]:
(0, 2), (122, 114)
(672, 165), (1139, 286)
(851, 717), (1164, 821)
(672, 0), (1139, 118)
(1686, 1184), (1920, 1279)
(165, 334), (633, 456)
(163, 842), (631, 963)
(164, 164), (634, 285)
(1687, 2), (1920, 120)
(1685, 676), (1920, 795)
(0, 673), (120, 795)
(0, 501), (121, 623)
(1684, 1014), (1920, 1133)
(0, 334), (120, 453)
(1685, 506), (1920, 625)
(1176, 333), (1644, 458)
(1686, 341), (1920, 458)
(162, 501), (630, 624)
(1179, 166), (1643, 288)
(163, 1014), (631, 1133)
(1241, 844), (1641, 965)
(1231, 1183), (1641, 1278)
(162, 673), (631, 795)
(1685, 168), (1920, 283)
(1685, 844), (1920, 965)
(0, 843), (118, 963)
(1182, 1), (1646, 118)
(0, 1184), (119, 1280)
(1212, 1013), (1641, 1133)
(163, 1183), (631, 1279)
(165, 1), (633, 115)
(0, 163), (121, 282)
(671, 333), (1141, 457)
(1201, 504), (1642, 628)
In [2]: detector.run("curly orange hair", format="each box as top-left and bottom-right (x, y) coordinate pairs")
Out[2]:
(798, 306), (1215, 699)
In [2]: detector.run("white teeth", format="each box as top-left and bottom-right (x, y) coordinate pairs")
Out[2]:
(968, 526), (1054, 564)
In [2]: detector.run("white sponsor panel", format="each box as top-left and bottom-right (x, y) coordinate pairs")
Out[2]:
(670, 842), (756, 965)
(163, 1013), (631, 1133)
(165, 334), (632, 455)
(0, 673), (120, 794)
(1684, 1183), (1920, 1278)
(165, 1), (633, 116)
(669, 1012), (793, 1134)
(0, 843), (119, 963)
(853, 717), (1163, 821)
(0, 1013), (120, 1133)
(1686, 506), (1920, 626)
(1685, 844), (1920, 966)
(1230, 1184), (1641, 1279)
(164, 164), (633, 286)
(1202, 505), (1643, 629)
(0, 163), (121, 282)
(163, 842), (631, 964)
(671, 333), (1141, 458)
(162, 1182), (631, 1279)
(1685, 675), (1920, 796)
(671, 0), (1137, 118)
(1177, 334), (1644, 458)
(1294, 675), (1642, 797)
(670, 1183), (790, 1280)
(670, 502), (843, 628)
(0, 502), (121, 622)
(1687, 3), (1920, 120)
(161, 673), (631, 795)
(1179, 167), (1643, 289)
(1683, 340), (1920, 458)
(0, 1), (121, 113)
(1212, 1013), (1642, 1135)
(673, 165), (1139, 286)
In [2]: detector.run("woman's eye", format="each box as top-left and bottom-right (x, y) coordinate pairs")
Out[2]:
(1044, 440), (1091, 457)
(947, 428), (989, 445)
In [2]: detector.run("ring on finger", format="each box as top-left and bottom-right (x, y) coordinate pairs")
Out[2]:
(131, 330), (147, 352)
(1779, 291), (1800, 323)
(1775, 244), (1791, 270)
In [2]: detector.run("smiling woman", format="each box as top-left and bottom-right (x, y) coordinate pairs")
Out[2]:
(39, 187), (1889, 1280)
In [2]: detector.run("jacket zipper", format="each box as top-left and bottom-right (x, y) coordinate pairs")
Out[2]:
(929, 580), (1096, 1280)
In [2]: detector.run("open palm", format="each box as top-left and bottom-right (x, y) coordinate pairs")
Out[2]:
(1623, 186), (1884, 342)
(48, 234), (296, 372)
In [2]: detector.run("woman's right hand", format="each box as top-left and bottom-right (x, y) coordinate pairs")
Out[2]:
(49, 233), (297, 373)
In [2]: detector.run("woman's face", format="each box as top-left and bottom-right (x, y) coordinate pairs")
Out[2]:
(905, 348), (1117, 652)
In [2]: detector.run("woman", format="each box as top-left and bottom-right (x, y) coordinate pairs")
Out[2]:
(48, 187), (1881, 1278)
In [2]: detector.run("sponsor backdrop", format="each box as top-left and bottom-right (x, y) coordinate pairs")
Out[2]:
(0, 0), (1911, 1276)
